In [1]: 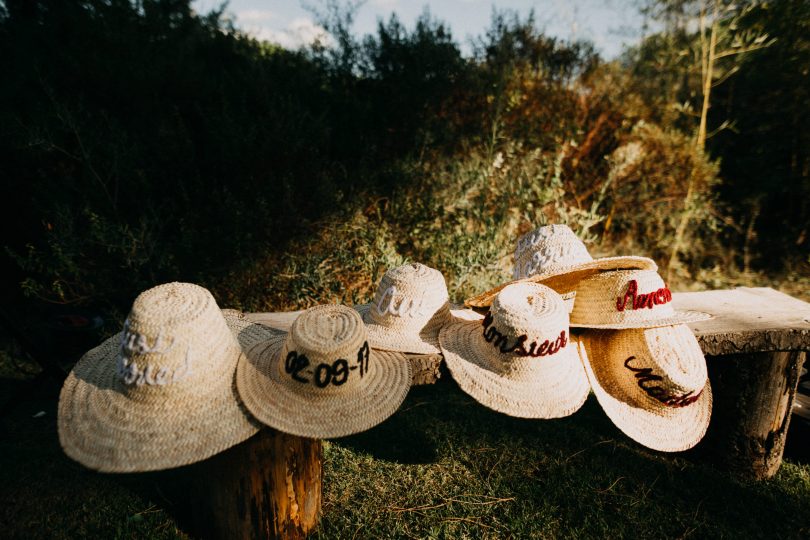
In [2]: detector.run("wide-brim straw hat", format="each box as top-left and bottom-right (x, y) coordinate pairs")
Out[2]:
(237, 304), (412, 439)
(576, 325), (712, 452)
(570, 269), (711, 329)
(466, 224), (656, 308)
(358, 262), (459, 354)
(58, 283), (278, 473)
(440, 282), (589, 418)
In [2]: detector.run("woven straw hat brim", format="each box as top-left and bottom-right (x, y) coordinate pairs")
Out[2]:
(439, 321), (590, 419)
(57, 312), (275, 473)
(570, 309), (712, 329)
(354, 303), (482, 354)
(576, 333), (712, 452)
(236, 335), (412, 439)
(465, 256), (657, 308)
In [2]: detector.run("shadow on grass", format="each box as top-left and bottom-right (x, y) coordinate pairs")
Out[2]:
(3, 371), (810, 539)
(321, 378), (810, 538)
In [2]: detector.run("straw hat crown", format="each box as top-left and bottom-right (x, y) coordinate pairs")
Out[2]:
(359, 262), (452, 353)
(465, 223), (656, 308)
(117, 283), (237, 393)
(281, 304), (371, 395)
(513, 224), (593, 279)
(483, 283), (570, 380)
(366, 262), (450, 328)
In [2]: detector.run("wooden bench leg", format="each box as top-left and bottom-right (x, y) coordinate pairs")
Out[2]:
(702, 350), (806, 480)
(168, 429), (322, 539)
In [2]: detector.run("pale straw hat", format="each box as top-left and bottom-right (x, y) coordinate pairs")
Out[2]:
(466, 224), (656, 307)
(236, 304), (412, 439)
(576, 325), (712, 452)
(58, 282), (277, 473)
(355, 263), (460, 354)
(570, 269), (711, 329)
(440, 282), (590, 418)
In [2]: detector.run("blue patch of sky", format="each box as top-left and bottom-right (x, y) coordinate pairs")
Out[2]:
(193, 0), (648, 59)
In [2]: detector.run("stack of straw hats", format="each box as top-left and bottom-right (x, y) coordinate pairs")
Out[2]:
(58, 227), (715, 474)
(463, 224), (713, 452)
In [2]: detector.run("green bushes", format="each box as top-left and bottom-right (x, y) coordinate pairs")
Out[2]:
(1, 0), (802, 315)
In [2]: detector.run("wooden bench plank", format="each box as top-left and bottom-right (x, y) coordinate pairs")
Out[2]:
(674, 287), (810, 356)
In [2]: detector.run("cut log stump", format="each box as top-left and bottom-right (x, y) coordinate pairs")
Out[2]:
(166, 428), (322, 539)
(699, 350), (806, 480)
(675, 288), (810, 480)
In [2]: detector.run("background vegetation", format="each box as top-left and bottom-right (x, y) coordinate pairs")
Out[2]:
(1, 0), (807, 320)
(0, 0), (808, 537)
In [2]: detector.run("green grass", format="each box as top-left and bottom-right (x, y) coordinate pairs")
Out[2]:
(2, 374), (809, 539)
(316, 381), (810, 539)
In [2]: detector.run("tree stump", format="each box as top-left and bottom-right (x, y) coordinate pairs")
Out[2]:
(674, 288), (810, 479)
(171, 428), (322, 539)
(700, 350), (806, 479)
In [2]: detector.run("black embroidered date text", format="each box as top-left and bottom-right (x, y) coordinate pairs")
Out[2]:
(284, 341), (371, 388)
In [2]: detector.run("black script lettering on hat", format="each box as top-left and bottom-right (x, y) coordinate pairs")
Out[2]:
(356, 341), (370, 378)
(482, 312), (519, 353)
(616, 280), (672, 312)
(314, 363), (332, 388)
(331, 359), (349, 386)
(116, 346), (194, 386)
(624, 356), (702, 408)
(482, 314), (566, 357)
(285, 351), (311, 384)
(288, 345), (370, 388)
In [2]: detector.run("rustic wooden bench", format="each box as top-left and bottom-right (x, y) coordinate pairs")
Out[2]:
(174, 287), (809, 539)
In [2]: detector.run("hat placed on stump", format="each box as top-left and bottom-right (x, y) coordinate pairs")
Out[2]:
(440, 282), (589, 418)
(236, 304), (412, 439)
(570, 269), (711, 329)
(576, 325), (712, 452)
(355, 262), (458, 354)
(58, 282), (275, 473)
(466, 224), (656, 308)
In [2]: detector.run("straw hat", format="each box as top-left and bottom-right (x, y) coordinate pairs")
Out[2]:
(236, 304), (412, 439)
(576, 325), (712, 452)
(355, 263), (456, 354)
(439, 282), (589, 418)
(570, 269), (711, 329)
(58, 282), (276, 473)
(466, 224), (657, 307)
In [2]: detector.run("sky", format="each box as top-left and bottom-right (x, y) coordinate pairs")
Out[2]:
(192, 0), (647, 59)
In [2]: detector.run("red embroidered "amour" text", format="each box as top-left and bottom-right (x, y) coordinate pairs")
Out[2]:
(616, 280), (672, 312)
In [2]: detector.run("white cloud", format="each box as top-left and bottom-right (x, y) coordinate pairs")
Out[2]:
(237, 14), (333, 49)
(236, 9), (277, 25)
